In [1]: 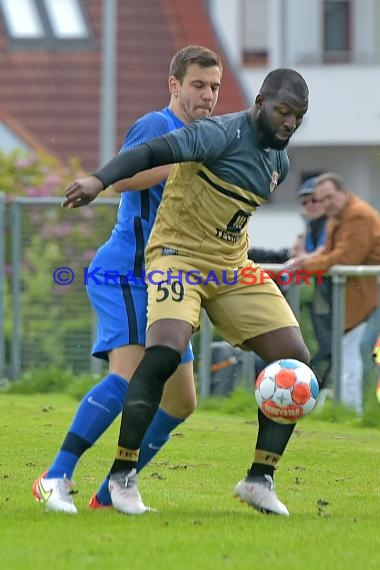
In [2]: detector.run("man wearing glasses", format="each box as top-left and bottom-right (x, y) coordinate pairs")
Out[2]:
(294, 177), (330, 389)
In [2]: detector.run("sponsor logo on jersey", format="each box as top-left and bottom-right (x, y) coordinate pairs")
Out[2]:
(216, 209), (250, 242)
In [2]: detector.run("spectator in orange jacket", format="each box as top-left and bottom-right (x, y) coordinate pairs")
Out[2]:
(286, 172), (380, 414)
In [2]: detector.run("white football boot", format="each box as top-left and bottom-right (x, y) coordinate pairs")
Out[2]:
(235, 474), (289, 516)
(33, 472), (78, 514)
(109, 468), (155, 515)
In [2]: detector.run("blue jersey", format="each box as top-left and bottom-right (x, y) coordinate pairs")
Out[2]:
(87, 107), (194, 362)
(92, 107), (184, 275)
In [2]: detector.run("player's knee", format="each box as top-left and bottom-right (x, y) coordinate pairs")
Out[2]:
(125, 374), (167, 417)
(167, 396), (197, 419)
(124, 397), (158, 418)
(126, 346), (181, 408)
(290, 342), (310, 365)
(147, 320), (192, 355)
(182, 394), (197, 417)
(161, 363), (197, 418)
(109, 345), (145, 380)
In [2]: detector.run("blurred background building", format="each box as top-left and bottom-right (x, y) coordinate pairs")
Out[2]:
(0, 0), (245, 167)
(0, 0), (379, 248)
(208, 0), (380, 246)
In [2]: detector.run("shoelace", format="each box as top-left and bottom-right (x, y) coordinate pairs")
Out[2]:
(117, 471), (138, 491)
(113, 473), (137, 492)
(263, 474), (275, 491)
(126, 476), (141, 498)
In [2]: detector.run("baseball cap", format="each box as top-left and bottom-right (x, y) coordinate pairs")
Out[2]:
(297, 177), (317, 198)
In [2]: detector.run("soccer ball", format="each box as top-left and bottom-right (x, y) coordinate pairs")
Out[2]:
(255, 359), (319, 424)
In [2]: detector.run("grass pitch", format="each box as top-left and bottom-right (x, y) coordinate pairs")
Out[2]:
(0, 393), (379, 570)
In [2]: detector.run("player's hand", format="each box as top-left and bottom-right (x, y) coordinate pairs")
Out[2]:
(61, 176), (105, 208)
(284, 256), (305, 272)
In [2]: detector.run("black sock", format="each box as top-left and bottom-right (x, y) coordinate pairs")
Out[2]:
(111, 345), (181, 473)
(247, 409), (295, 479)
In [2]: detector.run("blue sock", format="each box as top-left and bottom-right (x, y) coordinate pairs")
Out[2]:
(46, 373), (128, 480)
(95, 408), (184, 505)
(137, 408), (184, 471)
(95, 475), (112, 505)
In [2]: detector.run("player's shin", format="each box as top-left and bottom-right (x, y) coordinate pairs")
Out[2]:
(91, 408), (185, 507)
(234, 409), (294, 516)
(248, 409), (296, 479)
(110, 345), (181, 473)
(137, 408), (185, 470)
(46, 373), (127, 480)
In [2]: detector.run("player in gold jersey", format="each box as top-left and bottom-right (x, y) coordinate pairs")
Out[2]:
(63, 68), (311, 516)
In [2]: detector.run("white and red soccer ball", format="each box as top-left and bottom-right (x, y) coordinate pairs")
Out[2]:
(255, 359), (319, 424)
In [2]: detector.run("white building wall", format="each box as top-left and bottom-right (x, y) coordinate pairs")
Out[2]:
(284, 0), (377, 65)
(207, 0), (380, 249)
(0, 123), (30, 153)
(248, 145), (379, 250)
(208, 0), (380, 144)
(283, 0), (321, 65)
(207, 0), (241, 65)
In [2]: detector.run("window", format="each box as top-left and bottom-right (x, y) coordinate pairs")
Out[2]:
(43, 0), (89, 39)
(323, 0), (351, 62)
(0, 0), (93, 49)
(240, 0), (269, 65)
(0, 0), (44, 38)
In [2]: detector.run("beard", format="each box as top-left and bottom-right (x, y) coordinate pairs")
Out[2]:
(256, 108), (290, 150)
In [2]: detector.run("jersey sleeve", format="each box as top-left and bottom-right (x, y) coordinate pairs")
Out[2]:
(119, 112), (170, 152)
(162, 118), (228, 163)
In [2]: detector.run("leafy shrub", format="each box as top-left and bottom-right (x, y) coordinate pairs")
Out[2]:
(3, 367), (75, 394)
(199, 387), (257, 417)
(0, 149), (83, 197)
(1, 366), (102, 400)
(65, 372), (102, 401)
(1, 149), (118, 377)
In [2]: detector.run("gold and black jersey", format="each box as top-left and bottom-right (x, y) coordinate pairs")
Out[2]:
(146, 110), (289, 268)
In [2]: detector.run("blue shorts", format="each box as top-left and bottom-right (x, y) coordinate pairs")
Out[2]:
(87, 274), (194, 364)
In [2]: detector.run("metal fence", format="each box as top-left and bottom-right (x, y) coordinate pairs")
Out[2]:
(329, 265), (380, 401)
(1, 195), (380, 407)
(198, 264), (380, 402)
(1, 195), (120, 379)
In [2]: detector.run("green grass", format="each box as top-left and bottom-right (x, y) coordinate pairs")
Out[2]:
(0, 394), (379, 570)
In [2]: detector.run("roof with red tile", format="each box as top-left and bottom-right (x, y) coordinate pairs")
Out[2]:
(0, 0), (247, 170)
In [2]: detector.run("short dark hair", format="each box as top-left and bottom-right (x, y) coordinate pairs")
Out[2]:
(169, 45), (223, 82)
(260, 68), (309, 100)
(314, 172), (346, 191)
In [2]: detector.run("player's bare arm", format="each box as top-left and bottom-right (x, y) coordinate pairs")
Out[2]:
(112, 165), (171, 193)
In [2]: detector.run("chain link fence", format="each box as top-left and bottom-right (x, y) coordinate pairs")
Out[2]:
(1, 195), (379, 411)
(1, 196), (119, 379)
